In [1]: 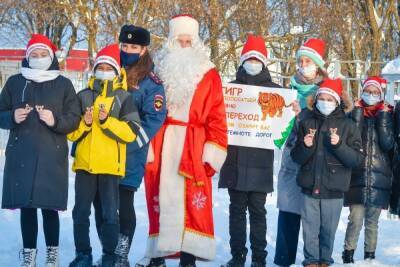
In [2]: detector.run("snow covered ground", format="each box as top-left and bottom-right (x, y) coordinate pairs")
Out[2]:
(1, 153), (400, 266)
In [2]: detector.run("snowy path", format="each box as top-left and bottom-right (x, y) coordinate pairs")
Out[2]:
(1, 155), (400, 266)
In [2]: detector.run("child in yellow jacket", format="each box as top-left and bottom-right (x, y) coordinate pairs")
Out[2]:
(68, 44), (140, 267)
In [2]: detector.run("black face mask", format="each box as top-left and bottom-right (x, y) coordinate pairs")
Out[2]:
(120, 50), (140, 67)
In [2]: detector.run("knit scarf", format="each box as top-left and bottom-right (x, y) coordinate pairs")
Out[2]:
(21, 67), (60, 83)
(290, 72), (321, 109)
(356, 99), (390, 118)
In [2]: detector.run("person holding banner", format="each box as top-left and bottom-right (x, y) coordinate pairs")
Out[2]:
(342, 76), (393, 263)
(219, 34), (298, 267)
(137, 14), (227, 267)
(274, 38), (327, 267)
(291, 78), (364, 267)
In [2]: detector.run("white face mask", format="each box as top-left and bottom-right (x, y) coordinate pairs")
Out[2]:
(299, 64), (317, 79)
(361, 92), (381, 106)
(316, 100), (337, 116)
(243, 61), (263, 76)
(95, 70), (116, 81)
(29, 56), (52, 70)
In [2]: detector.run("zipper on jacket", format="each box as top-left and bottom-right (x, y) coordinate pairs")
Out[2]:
(366, 120), (373, 202)
(21, 80), (29, 102)
(116, 141), (120, 172)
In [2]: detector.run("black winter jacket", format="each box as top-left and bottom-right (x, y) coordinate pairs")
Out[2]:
(0, 58), (80, 210)
(390, 102), (400, 215)
(219, 66), (280, 193)
(291, 105), (364, 199)
(344, 107), (394, 208)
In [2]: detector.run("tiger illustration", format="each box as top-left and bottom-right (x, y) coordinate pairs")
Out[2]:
(258, 92), (291, 120)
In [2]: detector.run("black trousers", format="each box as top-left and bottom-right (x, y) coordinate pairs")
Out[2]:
(20, 208), (59, 249)
(273, 210), (301, 266)
(72, 170), (119, 255)
(228, 189), (267, 263)
(94, 186), (136, 245)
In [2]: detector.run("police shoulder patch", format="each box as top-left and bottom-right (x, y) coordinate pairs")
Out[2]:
(154, 94), (164, 111)
(149, 71), (162, 85)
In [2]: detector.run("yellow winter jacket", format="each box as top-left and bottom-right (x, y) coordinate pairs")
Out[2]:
(68, 69), (140, 176)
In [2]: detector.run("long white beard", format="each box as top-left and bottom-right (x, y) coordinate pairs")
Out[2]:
(155, 38), (214, 110)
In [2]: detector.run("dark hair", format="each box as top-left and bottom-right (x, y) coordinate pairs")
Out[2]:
(126, 50), (153, 89)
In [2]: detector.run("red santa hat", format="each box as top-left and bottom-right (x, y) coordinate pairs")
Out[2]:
(240, 34), (268, 66)
(93, 44), (121, 75)
(362, 76), (387, 96)
(316, 78), (343, 104)
(26, 34), (58, 59)
(168, 14), (199, 39)
(296, 38), (326, 70)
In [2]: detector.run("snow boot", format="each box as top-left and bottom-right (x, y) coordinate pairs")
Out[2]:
(364, 251), (375, 260)
(45, 246), (59, 267)
(68, 252), (93, 267)
(135, 257), (166, 267)
(220, 257), (245, 267)
(20, 248), (37, 267)
(250, 262), (266, 267)
(100, 254), (116, 267)
(342, 249), (354, 264)
(115, 234), (131, 267)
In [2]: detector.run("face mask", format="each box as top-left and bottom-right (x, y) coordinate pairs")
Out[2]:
(95, 70), (116, 81)
(29, 56), (52, 70)
(361, 92), (381, 106)
(316, 100), (337, 116)
(243, 61), (263, 76)
(299, 64), (317, 79)
(120, 50), (140, 67)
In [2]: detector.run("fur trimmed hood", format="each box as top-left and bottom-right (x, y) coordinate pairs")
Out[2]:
(307, 90), (354, 113)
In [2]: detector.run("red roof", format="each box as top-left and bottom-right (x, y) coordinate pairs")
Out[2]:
(0, 48), (89, 72)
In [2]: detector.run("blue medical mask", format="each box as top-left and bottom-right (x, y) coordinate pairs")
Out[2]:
(361, 92), (381, 106)
(316, 100), (337, 116)
(120, 50), (140, 67)
(95, 70), (116, 81)
(29, 56), (52, 70)
(243, 61), (263, 76)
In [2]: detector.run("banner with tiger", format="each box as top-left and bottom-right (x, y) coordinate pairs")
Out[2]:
(223, 83), (298, 149)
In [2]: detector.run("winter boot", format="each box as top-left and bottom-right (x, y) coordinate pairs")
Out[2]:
(68, 252), (93, 267)
(220, 257), (245, 267)
(45, 246), (59, 267)
(115, 234), (131, 267)
(342, 249), (355, 264)
(135, 257), (166, 267)
(100, 254), (116, 267)
(364, 251), (375, 260)
(250, 261), (266, 267)
(20, 248), (37, 267)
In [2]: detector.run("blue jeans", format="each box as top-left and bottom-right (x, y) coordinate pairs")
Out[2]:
(344, 205), (382, 252)
(301, 194), (343, 266)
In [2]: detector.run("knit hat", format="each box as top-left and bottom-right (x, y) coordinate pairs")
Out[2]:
(119, 25), (150, 46)
(240, 34), (268, 66)
(93, 44), (121, 76)
(168, 14), (199, 39)
(26, 34), (58, 59)
(362, 76), (387, 97)
(296, 38), (326, 70)
(316, 78), (343, 104)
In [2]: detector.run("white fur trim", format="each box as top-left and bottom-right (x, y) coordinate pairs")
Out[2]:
(240, 50), (267, 66)
(26, 43), (54, 59)
(181, 230), (216, 260)
(144, 236), (174, 258)
(94, 55), (121, 75)
(202, 142), (227, 172)
(169, 16), (199, 38)
(363, 80), (383, 94)
(298, 46), (324, 61)
(146, 144), (154, 163)
(317, 87), (341, 104)
(157, 124), (187, 253)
